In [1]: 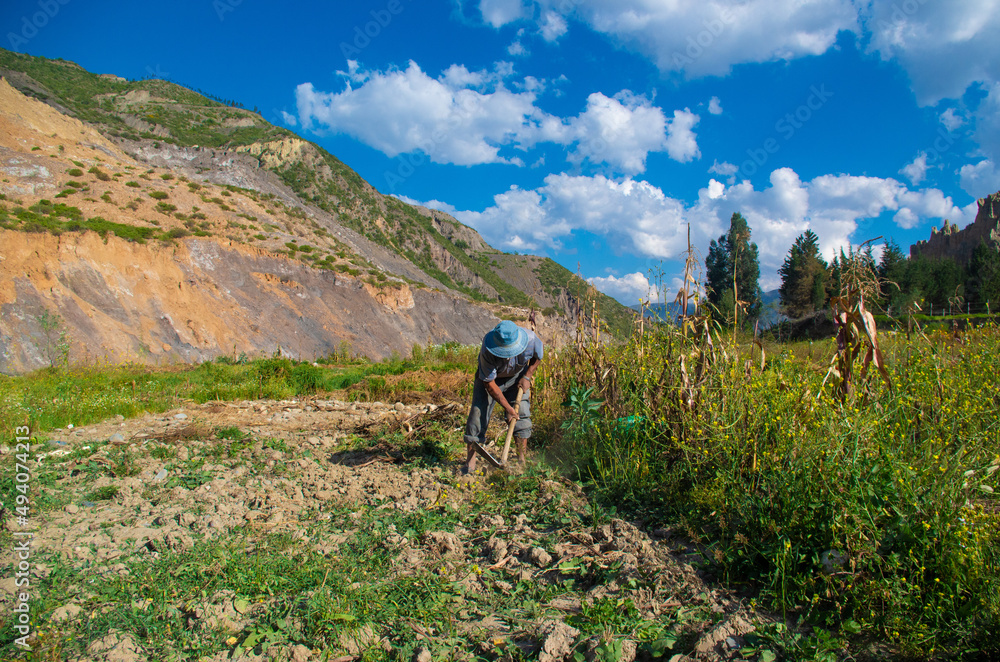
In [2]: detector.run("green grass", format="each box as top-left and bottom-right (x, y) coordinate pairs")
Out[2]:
(0, 347), (480, 435)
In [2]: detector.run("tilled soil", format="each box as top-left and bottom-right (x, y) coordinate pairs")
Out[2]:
(0, 398), (770, 661)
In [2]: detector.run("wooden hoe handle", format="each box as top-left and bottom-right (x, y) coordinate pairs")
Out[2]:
(500, 386), (524, 465)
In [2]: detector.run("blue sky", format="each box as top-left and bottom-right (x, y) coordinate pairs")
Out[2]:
(4, 0), (1000, 305)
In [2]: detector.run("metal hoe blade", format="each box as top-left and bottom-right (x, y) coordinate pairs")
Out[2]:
(469, 439), (502, 468)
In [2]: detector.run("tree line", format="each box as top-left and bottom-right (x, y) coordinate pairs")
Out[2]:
(703, 212), (1000, 325)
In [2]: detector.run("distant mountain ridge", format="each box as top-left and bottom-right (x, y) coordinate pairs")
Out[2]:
(634, 289), (783, 327)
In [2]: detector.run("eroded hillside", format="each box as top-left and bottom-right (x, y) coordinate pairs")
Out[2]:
(0, 49), (635, 373)
(0, 78), (506, 373)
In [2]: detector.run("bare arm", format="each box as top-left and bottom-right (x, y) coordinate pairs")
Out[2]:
(518, 356), (541, 393)
(484, 379), (518, 423)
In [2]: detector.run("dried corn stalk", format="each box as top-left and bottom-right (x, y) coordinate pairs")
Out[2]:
(822, 286), (892, 402)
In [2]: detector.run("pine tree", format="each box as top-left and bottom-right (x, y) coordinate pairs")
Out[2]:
(877, 240), (907, 311)
(778, 230), (827, 318)
(705, 239), (729, 309)
(704, 212), (762, 324)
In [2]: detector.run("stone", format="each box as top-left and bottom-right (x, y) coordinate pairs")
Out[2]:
(174, 413), (188, 420)
(65, 504), (80, 514)
(109, 433), (126, 443)
(820, 549), (846, 574)
(911, 192), (1000, 266)
(394, 402), (405, 411)
(85, 630), (144, 661)
(413, 647), (432, 662)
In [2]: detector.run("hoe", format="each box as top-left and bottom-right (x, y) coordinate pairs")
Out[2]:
(468, 386), (523, 470)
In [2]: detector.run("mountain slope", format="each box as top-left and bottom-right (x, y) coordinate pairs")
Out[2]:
(0, 77), (504, 373)
(0, 49), (631, 317)
(0, 49), (636, 373)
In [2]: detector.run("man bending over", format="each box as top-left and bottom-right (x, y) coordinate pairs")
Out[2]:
(462, 320), (542, 474)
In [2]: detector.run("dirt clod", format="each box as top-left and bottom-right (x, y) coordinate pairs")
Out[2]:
(536, 619), (580, 662)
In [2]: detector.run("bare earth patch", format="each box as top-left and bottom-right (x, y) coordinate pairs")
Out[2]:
(0, 398), (774, 661)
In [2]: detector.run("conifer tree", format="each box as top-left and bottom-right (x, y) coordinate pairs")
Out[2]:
(778, 230), (827, 318)
(704, 212), (762, 324)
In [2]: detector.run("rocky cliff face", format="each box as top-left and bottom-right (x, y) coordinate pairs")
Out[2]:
(0, 229), (496, 374)
(911, 192), (1000, 265)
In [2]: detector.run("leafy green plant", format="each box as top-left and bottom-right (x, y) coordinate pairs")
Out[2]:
(216, 426), (246, 441)
(88, 166), (111, 181)
(560, 383), (603, 439)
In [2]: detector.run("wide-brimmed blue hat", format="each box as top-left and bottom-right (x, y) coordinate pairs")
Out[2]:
(484, 320), (528, 358)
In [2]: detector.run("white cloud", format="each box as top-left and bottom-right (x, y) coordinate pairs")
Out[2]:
(392, 195), (460, 215)
(450, 167), (968, 290)
(960, 160), (1000, 198)
(453, 173), (697, 257)
(588, 272), (658, 305)
(665, 109), (701, 163)
(707, 179), (725, 199)
(498, 2), (1000, 108)
(900, 152), (928, 185)
(479, 0), (530, 27)
(708, 96), (723, 115)
(531, 0), (859, 78)
(508, 39), (528, 56)
(862, 0), (1000, 104)
(709, 160), (739, 178)
(940, 107), (965, 131)
(562, 92), (680, 174)
(280, 110), (297, 126)
(893, 208), (920, 230)
(539, 10), (568, 41)
(296, 62), (696, 172)
(295, 61), (543, 166)
(974, 82), (1000, 162)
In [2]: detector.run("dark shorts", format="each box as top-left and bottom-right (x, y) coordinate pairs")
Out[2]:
(463, 372), (531, 445)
